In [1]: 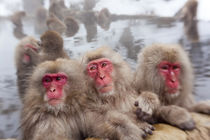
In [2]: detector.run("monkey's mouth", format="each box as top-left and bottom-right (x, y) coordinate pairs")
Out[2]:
(97, 84), (113, 93)
(166, 87), (180, 94)
(48, 98), (63, 106)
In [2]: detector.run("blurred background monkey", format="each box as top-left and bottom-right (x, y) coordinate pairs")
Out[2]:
(15, 36), (41, 100)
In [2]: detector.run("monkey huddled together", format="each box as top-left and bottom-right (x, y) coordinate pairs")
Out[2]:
(14, 30), (210, 140)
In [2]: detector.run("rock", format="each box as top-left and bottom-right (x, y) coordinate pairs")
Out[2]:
(86, 113), (210, 140)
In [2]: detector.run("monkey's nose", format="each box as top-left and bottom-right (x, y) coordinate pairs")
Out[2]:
(99, 74), (105, 80)
(49, 87), (56, 92)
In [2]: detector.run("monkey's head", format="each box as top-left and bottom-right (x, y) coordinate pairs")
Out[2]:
(82, 46), (133, 97)
(26, 59), (86, 112)
(135, 44), (193, 102)
(15, 36), (41, 66)
(40, 30), (63, 52)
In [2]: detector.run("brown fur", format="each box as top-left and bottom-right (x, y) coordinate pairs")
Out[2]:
(46, 14), (67, 35)
(82, 46), (160, 137)
(21, 59), (87, 140)
(40, 30), (69, 61)
(10, 11), (26, 27)
(97, 8), (111, 30)
(49, 0), (67, 21)
(64, 16), (79, 37)
(21, 59), (151, 140)
(134, 44), (210, 130)
(15, 36), (40, 100)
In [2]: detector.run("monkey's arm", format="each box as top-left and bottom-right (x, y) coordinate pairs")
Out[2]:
(155, 105), (195, 130)
(188, 101), (210, 114)
(85, 110), (145, 140)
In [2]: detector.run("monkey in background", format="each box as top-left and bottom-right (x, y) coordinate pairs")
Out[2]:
(21, 58), (152, 140)
(64, 16), (79, 37)
(81, 46), (160, 137)
(134, 44), (210, 130)
(15, 36), (41, 100)
(39, 30), (69, 61)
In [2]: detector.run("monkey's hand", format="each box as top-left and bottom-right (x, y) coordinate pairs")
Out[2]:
(134, 91), (160, 123)
(24, 47), (40, 64)
(136, 121), (155, 138)
(190, 101), (210, 114)
(157, 105), (195, 130)
(135, 103), (156, 124)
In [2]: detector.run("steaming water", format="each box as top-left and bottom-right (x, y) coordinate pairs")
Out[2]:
(1, 0), (210, 20)
(0, 0), (210, 139)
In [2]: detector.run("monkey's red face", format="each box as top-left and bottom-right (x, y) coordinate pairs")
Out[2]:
(87, 58), (113, 94)
(42, 73), (67, 106)
(158, 61), (181, 94)
(23, 44), (39, 64)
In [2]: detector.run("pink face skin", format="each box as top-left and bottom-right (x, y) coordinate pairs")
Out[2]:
(42, 73), (67, 106)
(158, 61), (181, 94)
(22, 44), (38, 64)
(87, 58), (113, 94)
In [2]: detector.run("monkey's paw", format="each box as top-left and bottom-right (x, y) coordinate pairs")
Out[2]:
(134, 101), (157, 124)
(159, 105), (196, 130)
(179, 119), (195, 131)
(137, 122), (155, 138)
(192, 101), (210, 114)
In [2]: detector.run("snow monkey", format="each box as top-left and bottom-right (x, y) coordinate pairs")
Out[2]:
(82, 46), (160, 138)
(134, 44), (210, 130)
(15, 36), (41, 100)
(21, 58), (155, 140)
(39, 30), (69, 61)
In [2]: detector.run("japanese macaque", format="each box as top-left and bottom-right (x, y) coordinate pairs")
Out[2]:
(82, 47), (160, 137)
(10, 11), (26, 27)
(21, 59), (85, 140)
(134, 44), (210, 130)
(97, 8), (111, 30)
(21, 58), (153, 140)
(46, 14), (67, 35)
(35, 7), (48, 34)
(175, 0), (199, 42)
(40, 30), (69, 61)
(175, 0), (197, 21)
(84, 0), (96, 11)
(64, 16), (79, 37)
(15, 36), (41, 100)
(49, 0), (67, 21)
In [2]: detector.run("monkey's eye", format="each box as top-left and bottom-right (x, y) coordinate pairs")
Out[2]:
(101, 62), (107, 67)
(56, 76), (61, 81)
(89, 65), (97, 71)
(161, 65), (169, 70)
(173, 65), (180, 70)
(43, 76), (52, 83)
